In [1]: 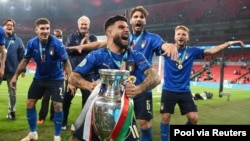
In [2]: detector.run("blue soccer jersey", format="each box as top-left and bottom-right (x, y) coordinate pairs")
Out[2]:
(129, 30), (163, 87)
(74, 47), (151, 79)
(162, 47), (204, 92)
(0, 26), (5, 45)
(24, 35), (68, 80)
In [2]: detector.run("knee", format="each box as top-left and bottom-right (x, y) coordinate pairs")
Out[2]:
(139, 119), (151, 129)
(187, 113), (198, 124)
(53, 101), (63, 112)
(27, 99), (36, 108)
(161, 113), (171, 124)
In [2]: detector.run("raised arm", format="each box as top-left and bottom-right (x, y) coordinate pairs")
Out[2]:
(204, 40), (245, 55)
(66, 41), (107, 53)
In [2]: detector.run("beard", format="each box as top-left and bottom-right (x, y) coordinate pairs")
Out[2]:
(113, 36), (128, 50)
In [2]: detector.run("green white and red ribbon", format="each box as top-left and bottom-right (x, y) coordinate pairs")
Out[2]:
(109, 92), (134, 141)
(82, 88), (134, 141)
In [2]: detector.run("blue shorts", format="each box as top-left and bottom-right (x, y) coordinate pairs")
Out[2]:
(160, 90), (197, 115)
(28, 79), (64, 102)
(133, 91), (153, 120)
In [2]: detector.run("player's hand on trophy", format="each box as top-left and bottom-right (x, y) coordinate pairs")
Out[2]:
(124, 83), (138, 98)
(88, 81), (99, 92)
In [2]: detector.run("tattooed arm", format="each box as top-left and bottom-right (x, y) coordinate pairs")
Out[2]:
(125, 67), (161, 98)
(68, 71), (98, 92)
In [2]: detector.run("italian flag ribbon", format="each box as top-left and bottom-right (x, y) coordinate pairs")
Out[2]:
(83, 90), (134, 141)
(109, 92), (134, 141)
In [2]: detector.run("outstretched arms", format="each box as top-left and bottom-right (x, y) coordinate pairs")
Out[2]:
(66, 41), (107, 53)
(204, 40), (245, 55)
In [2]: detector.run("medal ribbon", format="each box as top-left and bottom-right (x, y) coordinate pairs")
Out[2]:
(176, 47), (188, 67)
(107, 47), (127, 70)
(129, 31), (144, 50)
(110, 91), (134, 141)
(39, 42), (46, 62)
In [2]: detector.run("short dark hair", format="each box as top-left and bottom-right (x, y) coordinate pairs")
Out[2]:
(35, 18), (50, 27)
(104, 15), (127, 32)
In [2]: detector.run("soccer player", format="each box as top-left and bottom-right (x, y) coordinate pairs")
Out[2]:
(67, 15), (161, 141)
(160, 25), (245, 141)
(9, 18), (75, 141)
(66, 6), (178, 140)
(37, 28), (64, 124)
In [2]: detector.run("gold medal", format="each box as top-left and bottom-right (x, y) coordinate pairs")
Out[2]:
(176, 46), (188, 70)
(41, 48), (46, 62)
(128, 75), (136, 83)
(176, 60), (183, 70)
(41, 55), (45, 62)
(178, 64), (183, 70)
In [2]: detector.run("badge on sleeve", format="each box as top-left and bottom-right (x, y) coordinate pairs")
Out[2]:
(79, 58), (87, 67)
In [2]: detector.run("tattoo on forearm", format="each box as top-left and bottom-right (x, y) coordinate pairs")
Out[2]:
(70, 73), (84, 89)
(139, 68), (161, 93)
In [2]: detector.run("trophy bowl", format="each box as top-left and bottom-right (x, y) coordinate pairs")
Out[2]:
(93, 69), (130, 141)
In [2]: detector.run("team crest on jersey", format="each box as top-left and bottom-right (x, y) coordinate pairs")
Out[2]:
(79, 59), (87, 67)
(141, 40), (146, 48)
(49, 47), (54, 56)
(126, 61), (135, 71)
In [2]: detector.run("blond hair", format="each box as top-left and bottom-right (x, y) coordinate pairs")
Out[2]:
(175, 25), (190, 34)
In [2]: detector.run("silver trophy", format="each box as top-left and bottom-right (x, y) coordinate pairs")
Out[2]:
(93, 69), (130, 141)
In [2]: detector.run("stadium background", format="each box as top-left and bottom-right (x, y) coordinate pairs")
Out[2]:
(1, 0), (249, 87)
